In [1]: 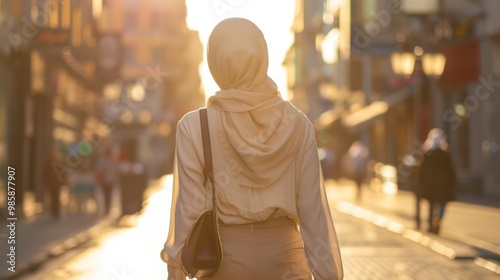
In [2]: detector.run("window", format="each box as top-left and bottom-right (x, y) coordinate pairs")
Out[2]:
(61, 0), (70, 28)
(72, 8), (82, 46)
(151, 47), (164, 63)
(151, 13), (163, 32)
(125, 11), (136, 30)
(127, 0), (138, 8)
(31, 0), (49, 27)
(49, 0), (59, 28)
(124, 46), (136, 65)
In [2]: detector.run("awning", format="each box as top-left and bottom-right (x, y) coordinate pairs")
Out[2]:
(342, 80), (422, 131)
(314, 107), (344, 131)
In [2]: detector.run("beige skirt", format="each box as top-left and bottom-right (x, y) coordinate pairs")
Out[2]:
(202, 217), (312, 280)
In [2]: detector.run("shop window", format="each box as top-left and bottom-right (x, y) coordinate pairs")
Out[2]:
(31, 0), (50, 27)
(493, 38), (500, 76)
(61, 0), (70, 29)
(125, 11), (136, 31)
(72, 8), (82, 47)
(151, 13), (163, 32)
(151, 47), (164, 63)
(49, 0), (59, 28)
(444, 90), (469, 170)
(124, 46), (136, 66)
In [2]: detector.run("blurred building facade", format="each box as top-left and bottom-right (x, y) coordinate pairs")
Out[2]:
(287, 0), (500, 195)
(0, 0), (204, 217)
(1, 0), (104, 217)
(98, 0), (204, 178)
(284, 0), (355, 179)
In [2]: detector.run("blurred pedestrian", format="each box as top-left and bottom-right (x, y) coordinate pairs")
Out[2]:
(418, 128), (457, 234)
(341, 140), (370, 200)
(95, 149), (116, 215)
(43, 152), (62, 220)
(161, 18), (343, 280)
(117, 161), (148, 216)
(68, 161), (98, 214)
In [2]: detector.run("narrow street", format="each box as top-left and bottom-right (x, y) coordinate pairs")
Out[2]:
(18, 178), (498, 280)
(2, 1), (500, 279)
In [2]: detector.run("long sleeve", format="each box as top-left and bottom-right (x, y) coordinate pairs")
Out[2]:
(297, 126), (343, 280)
(161, 116), (207, 275)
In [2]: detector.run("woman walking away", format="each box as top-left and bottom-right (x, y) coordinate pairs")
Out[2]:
(418, 128), (457, 234)
(68, 162), (98, 214)
(161, 18), (343, 280)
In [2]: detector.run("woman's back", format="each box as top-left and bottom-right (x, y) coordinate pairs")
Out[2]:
(161, 18), (343, 280)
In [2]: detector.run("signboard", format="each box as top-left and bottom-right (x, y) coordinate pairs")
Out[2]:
(36, 28), (70, 47)
(401, 0), (439, 14)
(439, 40), (480, 88)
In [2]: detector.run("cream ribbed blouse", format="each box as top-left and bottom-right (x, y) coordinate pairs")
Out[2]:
(162, 108), (343, 279)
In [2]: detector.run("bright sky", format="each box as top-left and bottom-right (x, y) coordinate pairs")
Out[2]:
(185, 0), (296, 100)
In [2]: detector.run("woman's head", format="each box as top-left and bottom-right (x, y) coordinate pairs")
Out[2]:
(423, 128), (448, 151)
(207, 18), (277, 94)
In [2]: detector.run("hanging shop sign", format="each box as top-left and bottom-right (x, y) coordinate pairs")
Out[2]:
(439, 40), (480, 88)
(401, 0), (439, 14)
(35, 28), (70, 48)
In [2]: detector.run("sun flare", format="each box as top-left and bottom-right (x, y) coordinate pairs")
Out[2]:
(185, 0), (296, 101)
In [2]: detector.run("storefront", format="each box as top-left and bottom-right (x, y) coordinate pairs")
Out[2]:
(479, 35), (500, 195)
(437, 37), (500, 195)
(0, 53), (10, 213)
(26, 32), (102, 210)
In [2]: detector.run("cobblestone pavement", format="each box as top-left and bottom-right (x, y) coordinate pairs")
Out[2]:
(333, 210), (499, 280)
(17, 183), (500, 280)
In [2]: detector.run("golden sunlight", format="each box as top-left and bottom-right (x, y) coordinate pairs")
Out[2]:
(185, 0), (296, 100)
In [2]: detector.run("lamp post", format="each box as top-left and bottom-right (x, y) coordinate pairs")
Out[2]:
(391, 49), (446, 79)
(390, 35), (447, 231)
(390, 41), (447, 138)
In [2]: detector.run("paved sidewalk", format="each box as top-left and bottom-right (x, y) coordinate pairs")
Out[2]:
(1, 212), (117, 280)
(19, 175), (499, 280)
(0, 182), (132, 280)
(326, 179), (500, 274)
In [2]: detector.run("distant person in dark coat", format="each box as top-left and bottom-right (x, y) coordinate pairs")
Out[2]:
(418, 128), (457, 233)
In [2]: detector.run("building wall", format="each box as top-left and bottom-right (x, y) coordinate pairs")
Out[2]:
(0, 0), (104, 216)
(437, 0), (500, 195)
(100, 0), (203, 176)
(477, 37), (500, 195)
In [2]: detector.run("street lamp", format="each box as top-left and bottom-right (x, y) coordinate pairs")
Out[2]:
(422, 52), (446, 79)
(391, 52), (416, 78)
(391, 37), (446, 80)
(104, 80), (122, 100)
(128, 82), (145, 102)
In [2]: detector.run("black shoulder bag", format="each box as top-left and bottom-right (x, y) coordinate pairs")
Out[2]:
(180, 108), (223, 278)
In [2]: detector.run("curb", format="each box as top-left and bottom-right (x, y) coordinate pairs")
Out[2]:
(334, 200), (500, 275)
(1, 215), (119, 280)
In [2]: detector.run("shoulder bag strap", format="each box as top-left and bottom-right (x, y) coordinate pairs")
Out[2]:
(199, 108), (216, 209)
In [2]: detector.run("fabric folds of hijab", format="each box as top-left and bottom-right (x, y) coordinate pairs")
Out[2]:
(207, 18), (307, 188)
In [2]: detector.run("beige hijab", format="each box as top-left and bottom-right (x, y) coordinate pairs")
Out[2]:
(207, 18), (307, 188)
